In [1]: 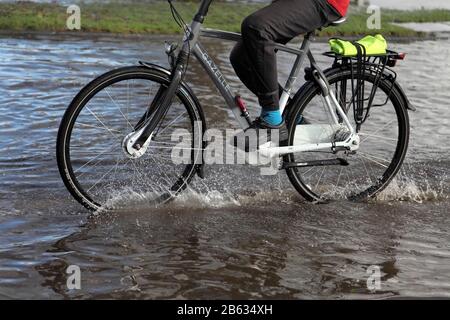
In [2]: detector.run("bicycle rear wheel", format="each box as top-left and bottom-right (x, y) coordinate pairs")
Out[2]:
(285, 68), (409, 202)
(57, 66), (203, 211)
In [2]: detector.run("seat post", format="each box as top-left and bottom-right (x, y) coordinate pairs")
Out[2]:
(301, 31), (314, 49)
(305, 31), (314, 41)
(279, 31), (313, 113)
(194, 0), (214, 23)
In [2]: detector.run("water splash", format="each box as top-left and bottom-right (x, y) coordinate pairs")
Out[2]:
(171, 187), (241, 208)
(95, 168), (448, 213)
(376, 175), (447, 203)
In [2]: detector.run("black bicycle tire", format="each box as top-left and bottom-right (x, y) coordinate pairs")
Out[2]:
(56, 66), (203, 211)
(284, 68), (410, 202)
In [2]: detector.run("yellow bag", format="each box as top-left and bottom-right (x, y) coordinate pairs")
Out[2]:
(329, 34), (387, 56)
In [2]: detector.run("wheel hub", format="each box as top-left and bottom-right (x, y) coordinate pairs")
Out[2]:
(122, 130), (153, 159)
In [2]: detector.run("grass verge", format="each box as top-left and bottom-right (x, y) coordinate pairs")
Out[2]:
(1, 2), (449, 37)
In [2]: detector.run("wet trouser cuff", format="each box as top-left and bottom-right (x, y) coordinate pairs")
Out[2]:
(258, 89), (280, 111)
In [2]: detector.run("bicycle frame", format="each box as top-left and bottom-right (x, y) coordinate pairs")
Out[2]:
(194, 28), (312, 129)
(129, 0), (358, 158)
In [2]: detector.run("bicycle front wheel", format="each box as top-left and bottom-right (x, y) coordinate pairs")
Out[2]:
(285, 68), (410, 202)
(57, 66), (203, 211)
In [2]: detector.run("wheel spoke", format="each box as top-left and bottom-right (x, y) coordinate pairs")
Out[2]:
(286, 70), (406, 201)
(86, 162), (120, 193)
(359, 132), (398, 142)
(335, 166), (343, 189)
(314, 167), (326, 191)
(155, 111), (187, 137)
(357, 152), (388, 168)
(73, 144), (119, 174)
(75, 122), (122, 133)
(358, 154), (373, 184)
(105, 87), (134, 130)
(85, 106), (121, 142)
(360, 119), (396, 144)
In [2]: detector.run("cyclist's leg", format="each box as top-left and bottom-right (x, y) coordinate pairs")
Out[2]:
(230, 0), (340, 124)
(230, 40), (260, 98)
(230, 41), (284, 102)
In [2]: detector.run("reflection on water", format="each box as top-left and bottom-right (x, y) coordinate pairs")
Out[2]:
(0, 34), (449, 299)
(3, 198), (450, 299)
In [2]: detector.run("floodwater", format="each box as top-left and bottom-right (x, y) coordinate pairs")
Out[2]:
(0, 33), (449, 299)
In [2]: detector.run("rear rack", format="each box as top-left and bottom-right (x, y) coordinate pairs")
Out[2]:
(322, 49), (405, 131)
(323, 50), (406, 67)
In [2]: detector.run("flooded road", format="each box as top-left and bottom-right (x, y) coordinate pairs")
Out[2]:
(0, 33), (449, 299)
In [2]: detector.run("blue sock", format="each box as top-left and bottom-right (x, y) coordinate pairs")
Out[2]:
(260, 109), (282, 126)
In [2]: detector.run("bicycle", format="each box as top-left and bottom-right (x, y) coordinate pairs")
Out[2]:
(57, 0), (413, 211)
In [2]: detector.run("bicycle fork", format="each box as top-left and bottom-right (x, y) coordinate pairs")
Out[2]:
(123, 50), (188, 159)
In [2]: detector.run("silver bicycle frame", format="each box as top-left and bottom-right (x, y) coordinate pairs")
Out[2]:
(163, 1), (358, 157)
(191, 26), (312, 130)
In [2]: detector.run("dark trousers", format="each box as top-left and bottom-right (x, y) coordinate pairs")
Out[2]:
(230, 0), (341, 110)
